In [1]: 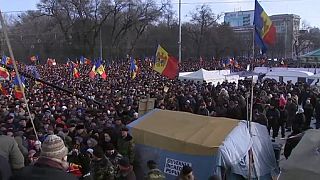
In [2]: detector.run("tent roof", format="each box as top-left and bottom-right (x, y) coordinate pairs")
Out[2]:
(280, 129), (320, 180)
(182, 68), (218, 80)
(301, 49), (320, 58)
(265, 70), (313, 77)
(128, 109), (239, 155)
(308, 73), (320, 79)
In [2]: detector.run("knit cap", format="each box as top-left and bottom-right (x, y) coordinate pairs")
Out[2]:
(41, 135), (68, 160)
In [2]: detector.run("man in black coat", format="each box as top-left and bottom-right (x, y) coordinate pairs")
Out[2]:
(11, 135), (78, 180)
(266, 104), (280, 141)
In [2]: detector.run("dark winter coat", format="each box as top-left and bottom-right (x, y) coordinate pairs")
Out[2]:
(0, 135), (24, 170)
(11, 157), (77, 180)
(117, 135), (135, 164)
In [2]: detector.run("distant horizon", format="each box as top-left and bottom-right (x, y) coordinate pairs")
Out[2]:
(0, 0), (318, 28)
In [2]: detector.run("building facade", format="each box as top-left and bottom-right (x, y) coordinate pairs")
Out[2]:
(270, 14), (301, 59)
(224, 11), (300, 59)
(224, 10), (254, 27)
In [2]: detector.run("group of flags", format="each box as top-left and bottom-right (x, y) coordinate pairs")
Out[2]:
(0, 1), (276, 101)
(89, 59), (107, 80)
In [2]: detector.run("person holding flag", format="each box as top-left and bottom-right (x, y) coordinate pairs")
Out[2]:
(130, 57), (138, 79)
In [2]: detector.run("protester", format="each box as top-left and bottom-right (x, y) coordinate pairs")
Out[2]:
(266, 103), (280, 142)
(178, 166), (195, 180)
(11, 135), (77, 180)
(117, 127), (135, 164)
(115, 157), (136, 180)
(91, 146), (115, 180)
(145, 160), (165, 180)
(0, 58), (319, 179)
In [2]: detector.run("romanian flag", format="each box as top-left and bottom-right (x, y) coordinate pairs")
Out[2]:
(254, 0), (276, 53)
(95, 59), (107, 80)
(130, 57), (138, 79)
(154, 45), (179, 79)
(0, 67), (9, 80)
(0, 83), (8, 95)
(13, 76), (25, 100)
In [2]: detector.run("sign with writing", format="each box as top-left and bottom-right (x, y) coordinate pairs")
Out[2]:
(163, 158), (192, 176)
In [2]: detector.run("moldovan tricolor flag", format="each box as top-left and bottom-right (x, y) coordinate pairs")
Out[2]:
(254, 0), (276, 53)
(13, 75), (26, 100)
(154, 45), (179, 79)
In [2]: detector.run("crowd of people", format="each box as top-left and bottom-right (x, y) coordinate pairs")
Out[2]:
(0, 58), (319, 180)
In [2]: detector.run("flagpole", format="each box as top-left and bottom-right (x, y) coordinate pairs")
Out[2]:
(248, 23), (255, 180)
(178, 0), (182, 63)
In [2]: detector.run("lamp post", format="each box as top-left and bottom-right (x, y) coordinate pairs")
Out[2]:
(178, 0), (182, 63)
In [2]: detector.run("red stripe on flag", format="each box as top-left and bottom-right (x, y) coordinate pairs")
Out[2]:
(162, 56), (179, 79)
(263, 25), (276, 45)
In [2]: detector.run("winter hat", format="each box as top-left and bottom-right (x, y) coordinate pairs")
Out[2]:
(181, 166), (193, 176)
(93, 146), (104, 158)
(105, 143), (115, 151)
(41, 135), (68, 160)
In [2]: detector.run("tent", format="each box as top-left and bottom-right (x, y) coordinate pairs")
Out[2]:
(128, 109), (279, 180)
(280, 129), (320, 180)
(178, 68), (230, 85)
(300, 48), (320, 63)
(263, 70), (314, 84)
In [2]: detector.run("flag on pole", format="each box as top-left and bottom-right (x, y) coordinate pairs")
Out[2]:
(13, 76), (26, 100)
(154, 45), (179, 79)
(130, 57), (138, 79)
(95, 59), (107, 80)
(254, 0), (276, 53)
(70, 62), (80, 79)
(89, 64), (96, 79)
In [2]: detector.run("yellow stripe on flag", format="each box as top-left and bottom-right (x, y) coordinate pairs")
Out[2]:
(154, 45), (169, 74)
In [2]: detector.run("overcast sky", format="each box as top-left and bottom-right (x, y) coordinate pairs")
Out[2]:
(0, 0), (318, 27)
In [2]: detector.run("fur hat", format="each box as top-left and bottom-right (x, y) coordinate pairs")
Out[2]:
(181, 166), (193, 176)
(41, 135), (68, 160)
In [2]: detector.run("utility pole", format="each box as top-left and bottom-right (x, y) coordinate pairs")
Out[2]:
(99, 27), (103, 60)
(178, 0), (182, 63)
